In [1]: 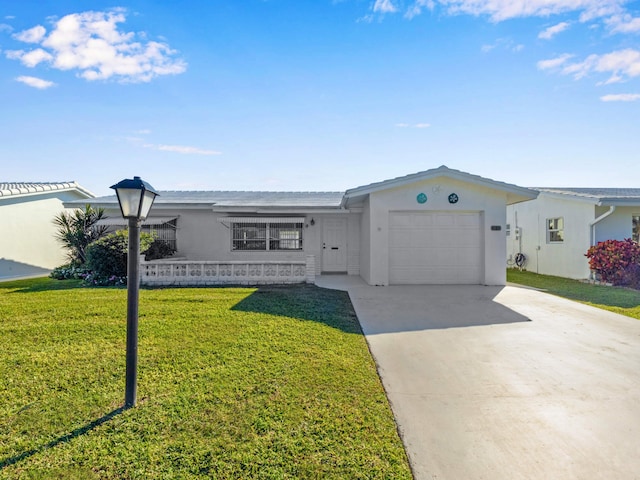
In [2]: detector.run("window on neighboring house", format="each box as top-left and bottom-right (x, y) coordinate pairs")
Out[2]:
(506, 224), (511, 237)
(547, 217), (564, 243)
(232, 221), (303, 251)
(633, 215), (640, 243)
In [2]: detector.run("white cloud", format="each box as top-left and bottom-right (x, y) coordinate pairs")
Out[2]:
(405, 0), (435, 19)
(415, 123), (431, 128)
(482, 38), (524, 53)
(134, 129), (152, 135)
(13, 25), (46, 43)
(395, 123), (410, 127)
(374, 0), (398, 14)
(143, 144), (222, 155)
(0, 23), (13, 33)
(606, 14), (640, 33)
(6, 9), (186, 83)
(537, 53), (573, 71)
(559, 49), (640, 84)
(16, 75), (55, 89)
(433, 0), (623, 22)
(11, 48), (53, 67)
(600, 93), (640, 101)
(538, 21), (570, 39)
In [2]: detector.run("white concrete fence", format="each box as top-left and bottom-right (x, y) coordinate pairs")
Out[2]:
(140, 255), (316, 286)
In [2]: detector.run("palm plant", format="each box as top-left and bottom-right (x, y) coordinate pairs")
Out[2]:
(53, 205), (109, 265)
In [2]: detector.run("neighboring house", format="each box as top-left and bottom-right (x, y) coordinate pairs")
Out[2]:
(507, 188), (640, 280)
(0, 182), (94, 280)
(68, 166), (536, 286)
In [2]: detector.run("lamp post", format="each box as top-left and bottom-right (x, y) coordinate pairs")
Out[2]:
(110, 176), (159, 408)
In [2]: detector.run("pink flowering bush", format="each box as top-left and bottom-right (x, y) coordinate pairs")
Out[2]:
(585, 239), (640, 286)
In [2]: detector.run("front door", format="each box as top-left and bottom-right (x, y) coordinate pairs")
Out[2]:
(322, 218), (347, 272)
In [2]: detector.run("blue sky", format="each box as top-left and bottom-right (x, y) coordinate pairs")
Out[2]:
(1, 0), (639, 196)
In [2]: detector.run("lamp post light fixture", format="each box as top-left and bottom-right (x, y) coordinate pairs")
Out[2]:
(110, 176), (159, 408)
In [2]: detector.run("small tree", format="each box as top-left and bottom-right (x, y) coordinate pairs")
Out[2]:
(53, 205), (109, 265)
(585, 239), (640, 285)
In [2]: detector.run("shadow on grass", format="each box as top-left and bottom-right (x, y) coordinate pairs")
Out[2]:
(0, 407), (126, 470)
(231, 284), (362, 334)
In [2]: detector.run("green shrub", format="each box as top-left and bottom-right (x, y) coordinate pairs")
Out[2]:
(85, 230), (154, 281)
(49, 263), (91, 280)
(144, 239), (176, 261)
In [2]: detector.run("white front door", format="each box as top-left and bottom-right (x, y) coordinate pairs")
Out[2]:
(322, 218), (347, 272)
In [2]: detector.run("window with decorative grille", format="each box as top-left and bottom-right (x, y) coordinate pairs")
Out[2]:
(232, 221), (303, 251)
(142, 219), (177, 250)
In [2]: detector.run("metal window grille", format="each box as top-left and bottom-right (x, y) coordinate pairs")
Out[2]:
(105, 219), (177, 250)
(232, 221), (303, 251)
(547, 217), (564, 243)
(142, 219), (177, 250)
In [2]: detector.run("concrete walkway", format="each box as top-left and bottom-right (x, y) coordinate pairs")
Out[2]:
(316, 276), (640, 480)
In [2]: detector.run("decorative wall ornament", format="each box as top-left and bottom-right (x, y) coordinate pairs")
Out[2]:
(416, 193), (428, 204)
(448, 193), (459, 204)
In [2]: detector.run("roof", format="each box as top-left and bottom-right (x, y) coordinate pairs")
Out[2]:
(0, 181), (94, 199)
(71, 190), (345, 209)
(343, 165), (538, 206)
(536, 188), (640, 206)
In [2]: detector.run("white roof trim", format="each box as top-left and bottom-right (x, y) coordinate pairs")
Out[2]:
(0, 181), (94, 199)
(218, 216), (306, 225)
(342, 165), (538, 206)
(96, 217), (177, 227)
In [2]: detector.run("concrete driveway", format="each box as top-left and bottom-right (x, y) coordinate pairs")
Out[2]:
(318, 278), (640, 479)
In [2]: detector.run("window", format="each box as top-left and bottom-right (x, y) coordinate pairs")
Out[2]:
(232, 221), (303, 251)
(506, 223), (511, 237)
(547, 217), (564, 243)
(98, 218), (178, 250)
(142, 219), (178, 251)
(633, 215), (640, 243)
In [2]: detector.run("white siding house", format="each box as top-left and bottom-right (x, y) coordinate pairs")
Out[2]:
(70, 166), (536, 286)
(0, 182), (94, 280)
(507, 188), (640, 279)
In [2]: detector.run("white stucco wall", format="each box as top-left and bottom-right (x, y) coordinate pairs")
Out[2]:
(594, 206), (639, 243)
(359, 197), (372, 284)
(361, 177), (509, 286)
(104, 207), (362, 274)
(0, 191), (90, 279)
(506, 194), (595, 279)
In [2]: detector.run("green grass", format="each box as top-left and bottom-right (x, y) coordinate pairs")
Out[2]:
(0, 278), (411, 479)
(507, 269), (640, 320)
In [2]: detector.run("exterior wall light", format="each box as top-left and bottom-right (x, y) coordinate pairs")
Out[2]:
(110, 176), (159, 408)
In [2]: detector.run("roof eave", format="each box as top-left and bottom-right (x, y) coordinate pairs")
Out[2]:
(597, 198), (640, 207)
(344, 165), (538, 205)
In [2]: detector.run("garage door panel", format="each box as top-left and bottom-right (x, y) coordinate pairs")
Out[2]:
(389, 211), (483, 285)
(457, 213), (482, 227)
(435, 214), (455, 226)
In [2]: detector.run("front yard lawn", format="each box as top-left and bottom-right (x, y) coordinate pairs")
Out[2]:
(507, 269), (640, 320)
(0, 278), (411, 479)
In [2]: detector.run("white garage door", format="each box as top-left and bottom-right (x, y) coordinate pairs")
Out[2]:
(389, 211), (483, 284)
